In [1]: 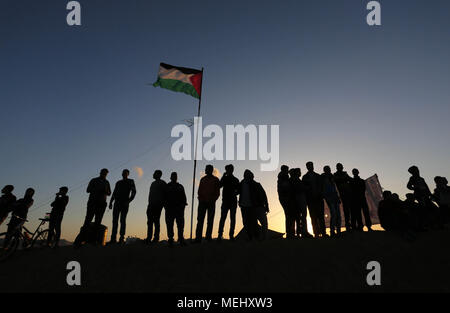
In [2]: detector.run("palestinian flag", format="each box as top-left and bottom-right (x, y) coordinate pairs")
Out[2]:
(153, 63), (203, 99)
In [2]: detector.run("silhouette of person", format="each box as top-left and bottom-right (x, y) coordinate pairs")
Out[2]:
(83, 168), (111, 228)
(0, 185), (16, 226)
(407, 166), (435, 228)
(47, 187), (69, 248)
(4, 188), (34, 248)
(277, 165), (292, 238)
(378, 190), (395, 231)
(333, 163), (353, 231)
(147, 170), (167, 244)
(303, 162), (327, 238)
(195, 165), (220, 243)
(108, 169), (136, 244)
(218, 164), (240, 241)
(322, 166), (342, 236)
(238, 169), (269, 240)
(403, 193), (420, 231)
(433, 176), (450, 224)
(288, 168), (311, 238)
(349, 168), (372, 231)
(165, 172), (187, 246)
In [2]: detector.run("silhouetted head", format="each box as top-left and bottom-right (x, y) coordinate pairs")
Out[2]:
(281, 165), (289, 173)
(205, 165), (214, 176)
(405, 193), (415, 201)
(352, 168), (359, 177)
(58, 186), (68, 195)
(296, 168), (302, 178)
(392, 193), (400, 201)
(153, 170), (162, 180)
(170, 172), (177, 183)
(306, 162), (314, 172)
(243, 169), (254, 181)
(25, 188), (35, 198)
(408, 165), (420, 177)
(288, 168), (296, 178)
(122, 169), (130, 179)
(1, 185), (14, 194)
(323, 165), (331, 174)
(336, 163), (344, 172)
(382, 190), (392, 200)
(225, 164), (234, 174)
(100, 168), (109, 178)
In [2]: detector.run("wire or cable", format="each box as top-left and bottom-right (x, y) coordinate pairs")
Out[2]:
(28, 135), (173, 213)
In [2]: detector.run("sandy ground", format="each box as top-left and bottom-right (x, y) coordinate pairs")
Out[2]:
(0, 229), (449, 293)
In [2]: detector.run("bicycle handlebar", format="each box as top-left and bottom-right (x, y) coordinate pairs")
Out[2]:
(12, 215), (28, 222)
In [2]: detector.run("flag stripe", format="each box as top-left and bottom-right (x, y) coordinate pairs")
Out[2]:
(153, 77), (200, 99)
(160, 62), (201, 75)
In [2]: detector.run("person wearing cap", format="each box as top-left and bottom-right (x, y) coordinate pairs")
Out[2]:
(47, 187), (69, 247)
(0, 185), (16, 226)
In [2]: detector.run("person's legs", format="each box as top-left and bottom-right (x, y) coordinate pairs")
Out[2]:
(308, 201), (319, 237)
(146, 206), (153, 242)
(361, 199), (372, 229)
(240, 206), (251, 240)
(111, 204), (120, 242)
(341, 195), (352, 230)
(206, 201), (216, 240)
(165, 209), (175, 242)
(94, 202), (107, 226)
(119, 204), (129, 240)
(176, 209), (185, 242)
(54, 214), (63, 245)
(47, 215), (56, 244)
(153, 205), (163, 241)
(218, 203), (228, 238)
(316, 199), (326, 236)
(229, 201), (237, 239)
(83, 201), (96, 227)
(195, 202), (207, 241)
(256, 207), (268, 240)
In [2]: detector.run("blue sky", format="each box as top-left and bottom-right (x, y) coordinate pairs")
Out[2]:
(1, 0), (449, 240)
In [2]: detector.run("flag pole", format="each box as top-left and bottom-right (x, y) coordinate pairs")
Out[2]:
(190, 67), (204, 240)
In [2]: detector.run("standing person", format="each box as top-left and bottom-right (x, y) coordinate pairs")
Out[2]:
(195, 165), (220, 243)
(303, 162), (327, 238)
(108, 169), (136, 244)
(349, 168), (372, 231)
(333, 163), (352, 231)
(322, 166), (341, 236)
(278, 165), (293, 238)
(0, 185), (16, 226)
(146, 170), (167, 244)
(47, 187), (69, 248)
(74, 169), (111, 247)
(218, 164), (240, 241)
(238, 170), (269, 240)
(84, 169), (111, 228)
(3, 188), (34, 249)
(165, 172), (187, 246)
(288, 168), (311, 238)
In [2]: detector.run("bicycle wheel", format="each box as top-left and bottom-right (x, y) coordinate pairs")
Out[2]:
(31, 229), (52, 248)
(0, 232), (20, 262)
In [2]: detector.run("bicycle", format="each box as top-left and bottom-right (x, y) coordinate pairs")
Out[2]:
(0, 213), (55, 262)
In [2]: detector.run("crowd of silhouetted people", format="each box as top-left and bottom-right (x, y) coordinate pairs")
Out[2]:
(1, 163), (449, 249)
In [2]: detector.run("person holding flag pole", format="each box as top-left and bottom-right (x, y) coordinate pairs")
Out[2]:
(153, 62), (204, 241)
